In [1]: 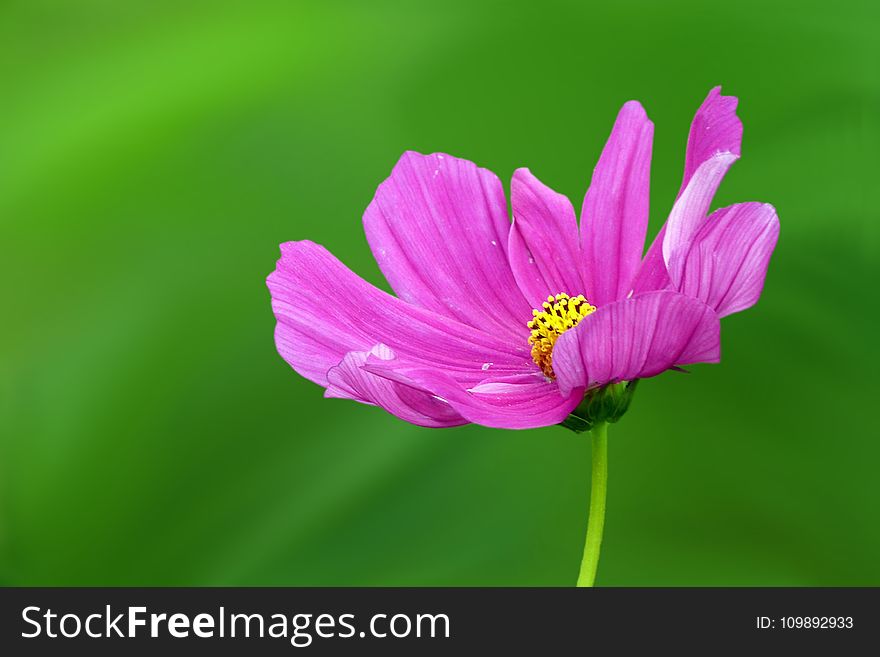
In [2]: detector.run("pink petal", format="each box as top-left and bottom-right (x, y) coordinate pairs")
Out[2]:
(552, 290), (721, 396)
(681, 86), (743, 197)
(363, 151), (531, 342)
(580, 101), (654, 306)
(661, 151), (739, 264)
(667, 203), (779, 317)
(325, 344), (466, 428)
(631, 86), (743, 295)
(508, 168), (585, 307)
(266, 240), (530, 389)
(364, 361), (583, 430)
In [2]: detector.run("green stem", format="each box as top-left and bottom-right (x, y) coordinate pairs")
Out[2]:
(576, 420), (608, 587)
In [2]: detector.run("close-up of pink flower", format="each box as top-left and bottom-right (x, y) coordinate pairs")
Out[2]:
(267, 87), (779, 433)
(6, 0), (874, 631)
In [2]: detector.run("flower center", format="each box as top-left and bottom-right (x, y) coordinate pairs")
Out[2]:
(527, 293), (596, 378)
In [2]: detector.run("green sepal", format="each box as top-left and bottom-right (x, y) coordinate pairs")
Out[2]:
(558, 380), (639, 434)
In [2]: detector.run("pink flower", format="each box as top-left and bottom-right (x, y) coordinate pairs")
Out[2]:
(267, 87), (779, 430)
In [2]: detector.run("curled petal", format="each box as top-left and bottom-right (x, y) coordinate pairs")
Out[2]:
(681, 86), (743, 197)
(661, 151), (739, 264)
(668, 203), (780, 317)
(266, 240), (529, 389)
(632, 86), (743, 295)
(580, 101), (654, 305)
(508, 168), (584, 307)
(363, 151), (531, 342)
(326, 345), (466, 428)
(552, 290), (721, 396)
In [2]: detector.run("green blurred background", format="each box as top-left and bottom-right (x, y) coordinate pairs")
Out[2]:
(1, 0), (878, 586)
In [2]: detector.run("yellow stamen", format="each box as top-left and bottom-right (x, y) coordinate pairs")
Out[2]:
(527, 293), (596, 378)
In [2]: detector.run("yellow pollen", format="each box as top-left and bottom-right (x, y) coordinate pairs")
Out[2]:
(527, 293), (596, 378)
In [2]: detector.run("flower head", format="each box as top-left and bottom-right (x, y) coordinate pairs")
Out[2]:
(267, 87), (779, 430)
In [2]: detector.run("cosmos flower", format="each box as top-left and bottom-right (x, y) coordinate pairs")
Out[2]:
(267, 87), (779, 431)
